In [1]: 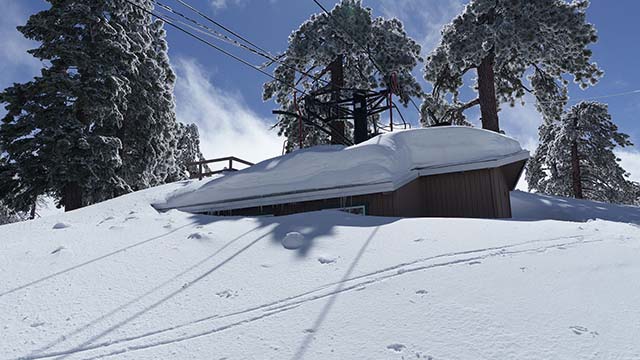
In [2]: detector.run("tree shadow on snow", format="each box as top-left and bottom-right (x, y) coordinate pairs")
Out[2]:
(227, 210), (401, 258)
(25, 210), (392, 359)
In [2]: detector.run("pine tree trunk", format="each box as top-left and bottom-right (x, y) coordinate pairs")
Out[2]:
(64, 182), (83, 211)
(29, 198), (37, 220)
(477, 52), (500, 132)
(570, 141), (583, 199)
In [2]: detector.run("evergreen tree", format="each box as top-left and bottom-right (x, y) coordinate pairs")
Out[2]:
(263, 0), (423, 152)
(0, 1), (134, 211)
(0, 200), (26, 226)
(526, 101), (637, 205)
(118, 2), (185, 190)
(422, 0), (602, 131)
(174, 123), (207, 179)
(0, 0), (201, 211)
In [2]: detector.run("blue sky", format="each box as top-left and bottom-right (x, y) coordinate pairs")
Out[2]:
(1, 0), (639, 182)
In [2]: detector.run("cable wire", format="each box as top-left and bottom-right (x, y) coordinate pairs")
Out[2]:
(537, 89), (640, 104)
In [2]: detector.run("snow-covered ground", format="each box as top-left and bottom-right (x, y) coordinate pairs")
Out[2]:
(1, 182), (640, 359)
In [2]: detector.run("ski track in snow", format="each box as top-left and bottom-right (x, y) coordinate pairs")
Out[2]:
(18, 233), (600, 360)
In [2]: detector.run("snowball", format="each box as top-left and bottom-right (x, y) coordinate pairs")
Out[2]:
(282, 232), (304, 250)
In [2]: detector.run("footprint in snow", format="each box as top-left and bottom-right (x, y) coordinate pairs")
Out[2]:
(317, 256), (337, 264)
(188, 232), (214, 241)
(386, 343), (406, 352)
(30, 321), (45, 328)
(569, 325), (588, 335)
(216, 290), (238, 299)
(97, 216), (115, 225)
(52, 222), (71, 229)
(50, 246), (65, 255)
(569, 326), (599, 337)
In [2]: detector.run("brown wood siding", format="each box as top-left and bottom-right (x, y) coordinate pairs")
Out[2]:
(205, 162), (524, 219)
(411, 168), (509, 218)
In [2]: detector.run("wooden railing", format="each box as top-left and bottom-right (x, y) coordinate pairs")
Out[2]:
(187, 156), (255, 180)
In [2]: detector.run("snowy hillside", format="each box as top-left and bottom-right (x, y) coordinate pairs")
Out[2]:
(1, 182), (640, 359)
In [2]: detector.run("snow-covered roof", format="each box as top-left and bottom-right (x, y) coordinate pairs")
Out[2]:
(155, 127), (529, 213)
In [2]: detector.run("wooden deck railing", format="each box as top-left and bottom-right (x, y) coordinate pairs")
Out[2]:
(187, 156), (254, 180)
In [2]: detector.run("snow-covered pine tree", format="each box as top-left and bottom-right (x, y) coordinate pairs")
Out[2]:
(0, 0), (135, 211)
(526, 101), (637, 205)
(0, 200), (26, 226)
(174, 123), (207, 179)
(117, 1), (186, 190)
(422, 0), (602, 131)
(263, 0), (423, 152)
(1, 1), (201, 211)
(0, 154), (28, 225)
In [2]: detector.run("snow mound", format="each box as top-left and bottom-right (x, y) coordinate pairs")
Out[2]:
(52, 222), (71, 229)
(157, 127), (526, 211)
(282, 232), (305, 250)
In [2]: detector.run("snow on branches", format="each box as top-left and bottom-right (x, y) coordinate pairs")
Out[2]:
(422, 0), (602, 129)
(263, 0), (423, 151)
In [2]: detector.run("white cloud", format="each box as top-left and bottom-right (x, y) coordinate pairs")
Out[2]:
(616, 149), (640, 183)
(173, 58), (282, 166)
(0, 0), (42, 88)
(499, 96), (543, 153)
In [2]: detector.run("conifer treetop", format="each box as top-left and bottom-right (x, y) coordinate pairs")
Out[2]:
(423, 0), (603, 126)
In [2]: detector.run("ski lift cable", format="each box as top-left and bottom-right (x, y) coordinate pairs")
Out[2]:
(537, 89), (640, 104)
(165, 0), (404, 106)
(172, 0), (273, 58)
(162, 0), (383, 97)
(125, 0), (311, 98)
(153, 0), (330, 86)
(127, 0), (356, 145)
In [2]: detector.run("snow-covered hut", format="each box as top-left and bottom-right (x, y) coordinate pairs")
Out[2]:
(154, 127), (529, 219)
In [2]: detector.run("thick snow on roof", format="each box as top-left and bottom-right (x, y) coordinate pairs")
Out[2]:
(157, 126), (527, 211)
(2, 183), (640, 359)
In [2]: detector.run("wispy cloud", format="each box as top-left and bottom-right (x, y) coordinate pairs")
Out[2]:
(376, 0), (465, 55)
(173, 58), (282, 165)
(209, 0), (246, 11)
